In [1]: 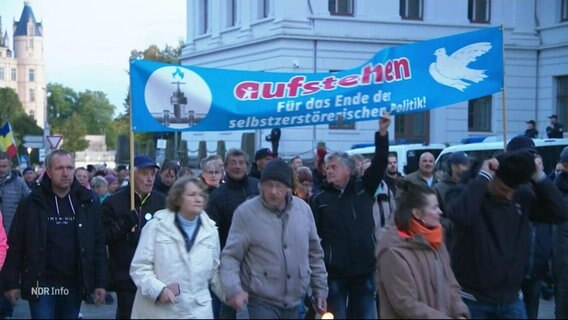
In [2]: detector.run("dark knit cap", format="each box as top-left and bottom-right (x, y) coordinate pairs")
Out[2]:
(260, 158), (292, 187)
(506, 135), (536, 154)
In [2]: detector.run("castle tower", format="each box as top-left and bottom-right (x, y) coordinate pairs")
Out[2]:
(12, 1), (46, 128)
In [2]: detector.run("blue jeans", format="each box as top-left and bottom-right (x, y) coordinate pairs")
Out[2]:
(0, 294), (14, 318)
(28, 287), (82, 319)
(463, 296), (527, 319)
(327, 273), (377, 319)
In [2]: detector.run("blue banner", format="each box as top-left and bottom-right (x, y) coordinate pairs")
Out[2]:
(131, 27), (503, 132)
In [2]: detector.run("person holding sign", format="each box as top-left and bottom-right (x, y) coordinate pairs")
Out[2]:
(101, 155), (166, 319)
(129, 176), (222, 319)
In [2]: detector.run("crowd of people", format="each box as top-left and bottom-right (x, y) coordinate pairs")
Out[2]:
(0, 113), (567, 319)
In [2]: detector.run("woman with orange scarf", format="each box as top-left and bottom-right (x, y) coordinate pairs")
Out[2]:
(375, 179), (469, 319)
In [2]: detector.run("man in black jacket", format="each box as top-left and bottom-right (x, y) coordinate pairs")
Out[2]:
(206, 148), (259, 319)
(554, 146), (568, 319)
(310, 114), (390, 319)
(101, 155), (166, 319)
(2, 149), (107, 319)
(447, 146), (568, 319)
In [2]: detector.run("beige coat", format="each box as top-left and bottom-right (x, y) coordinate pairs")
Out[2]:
(130, 210), (222, 319)
(220, 193), (328, 309)
(375, 226), (469, 319)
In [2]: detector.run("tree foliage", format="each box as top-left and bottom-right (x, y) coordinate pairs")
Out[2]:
(0, 88), (43, 160)
(47, 83), (116, 153)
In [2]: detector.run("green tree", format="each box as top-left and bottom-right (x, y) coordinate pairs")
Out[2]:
(0, 88), (43, 162)
(76, 90), (115, 134)
(47, 83), (78, 133)
(0, 87), (26, 120)
(59, 112), (89, 153)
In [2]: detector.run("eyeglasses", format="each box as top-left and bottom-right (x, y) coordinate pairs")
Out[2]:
(204, 171), (222, 176)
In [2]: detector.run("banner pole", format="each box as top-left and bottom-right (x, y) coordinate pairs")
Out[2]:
(129, 78), (135, 211)
(500, 25), (507, 150)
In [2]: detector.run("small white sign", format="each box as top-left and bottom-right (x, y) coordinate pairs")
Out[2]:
(39, 149), (46, 163)
(157, 139), (167, 150)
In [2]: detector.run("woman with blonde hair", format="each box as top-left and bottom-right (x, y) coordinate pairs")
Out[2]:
(375, 179), (469, 319)
(130, 176), (222, 318)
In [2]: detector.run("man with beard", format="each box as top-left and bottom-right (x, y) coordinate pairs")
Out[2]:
(384, 152), (402, 196)
(433, 151), (470, 249)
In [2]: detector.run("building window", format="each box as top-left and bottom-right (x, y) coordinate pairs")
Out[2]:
(29, 69), (35, 82)
(29, 88), (35, 102)
(199, 0), (209, 34)
(557, 76), (568, 130)
(258, 0), (270, 18)
(329, 0), (354, 16)
(400, 0), (423, 20)
(562, 0), (568, 21)
(0, 67), (4, 80)
(11, 68), (16, 81)
(468, 95), (492, 132)
(468, 0), (491, 23)
(329, 115), (356, 130)
(227, 0), (237, 27)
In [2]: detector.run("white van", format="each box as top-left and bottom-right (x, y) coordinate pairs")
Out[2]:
(347, 143), (447, 175)
(435, 138), (568, 175)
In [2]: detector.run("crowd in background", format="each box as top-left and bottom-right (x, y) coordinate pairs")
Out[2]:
(0, 116), (567, 319)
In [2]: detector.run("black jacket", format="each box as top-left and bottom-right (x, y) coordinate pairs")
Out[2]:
(206, 175), (259, 248)
(101, 186), (166, 291)
(447, 174), (568, 304)
(310, 132), (388, 278)
(2, 176), (107, 301)
(555, 172), (568, 254)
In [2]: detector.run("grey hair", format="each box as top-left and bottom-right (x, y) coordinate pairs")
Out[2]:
(90, 176), (108, 189)
(200, 155), (221, 170)
(225, 148), (249, 164)
(325, 151), (355, 173)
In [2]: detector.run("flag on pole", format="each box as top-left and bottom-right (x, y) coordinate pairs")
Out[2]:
(0, 122), (18, 158)
(131, 27), (503, 132)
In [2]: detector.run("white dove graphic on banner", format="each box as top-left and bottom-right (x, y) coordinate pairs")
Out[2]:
(429, 42), (492, 91)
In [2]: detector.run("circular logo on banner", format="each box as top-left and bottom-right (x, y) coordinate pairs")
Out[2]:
(144, 66), (212, 129)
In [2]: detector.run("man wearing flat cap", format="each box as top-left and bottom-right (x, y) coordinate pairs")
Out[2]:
(546, 114), (564, 138)
(524, 120), (538, 138)
(220, 158), (328, 318)
(101, 155), (166, 319)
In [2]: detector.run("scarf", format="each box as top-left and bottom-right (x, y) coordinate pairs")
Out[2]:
(398, 218), (443, 249)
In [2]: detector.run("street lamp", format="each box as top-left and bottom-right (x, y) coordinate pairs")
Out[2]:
(27, 147), (32, 165)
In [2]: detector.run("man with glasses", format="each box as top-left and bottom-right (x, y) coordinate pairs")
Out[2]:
(220, 158), (328, 318)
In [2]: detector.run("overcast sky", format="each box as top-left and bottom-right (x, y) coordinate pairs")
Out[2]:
(0, 0), (186, 117)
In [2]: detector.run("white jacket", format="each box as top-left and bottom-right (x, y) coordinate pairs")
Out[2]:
(130, 209), (222, 319)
